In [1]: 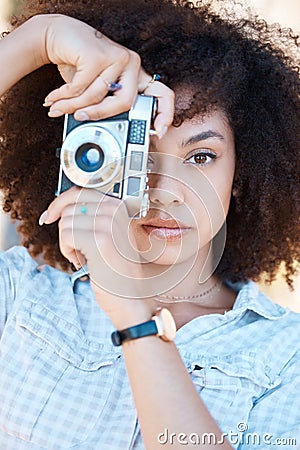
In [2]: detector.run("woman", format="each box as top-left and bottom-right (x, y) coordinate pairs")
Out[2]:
(0, 0), (299, 448)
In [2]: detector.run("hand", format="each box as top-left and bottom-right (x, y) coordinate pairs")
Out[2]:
(38, 14), (174, 135)
(40, 187), (155, 328)
(0, 13), (173, 136)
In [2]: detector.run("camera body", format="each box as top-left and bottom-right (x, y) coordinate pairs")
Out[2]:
(56, 95), (156, 218)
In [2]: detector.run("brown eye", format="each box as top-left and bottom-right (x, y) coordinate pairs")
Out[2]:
(187, 152), (216, 166)
(194, 154), (208, 164)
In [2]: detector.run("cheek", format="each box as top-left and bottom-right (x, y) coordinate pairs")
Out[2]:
(213, 177), (234, 213)
(187, 171), (234, 242)
(129, 220), (147, 252)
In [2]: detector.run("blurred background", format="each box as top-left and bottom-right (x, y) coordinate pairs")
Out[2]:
(0, 0), (299, 310)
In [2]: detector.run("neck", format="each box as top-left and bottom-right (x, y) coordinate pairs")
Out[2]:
(140, 244), (235, 310)
(159, 285), (236, 330)
(139, 245), (237, 325)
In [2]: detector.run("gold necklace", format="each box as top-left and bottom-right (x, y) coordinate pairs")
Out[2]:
(155, 281), (221, 304)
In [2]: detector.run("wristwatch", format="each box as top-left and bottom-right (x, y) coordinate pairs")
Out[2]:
(111, 308), (176, 346)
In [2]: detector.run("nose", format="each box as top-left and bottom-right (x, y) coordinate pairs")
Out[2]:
(149, 174), (184, 207)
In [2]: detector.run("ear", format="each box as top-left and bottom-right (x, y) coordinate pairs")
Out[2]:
(232, 185), (238, 197)
(232, 164), (240, 198)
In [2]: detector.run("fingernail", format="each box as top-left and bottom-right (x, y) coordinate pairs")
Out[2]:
(158, 126), (168, 139)
(38, 210), (48, 226)
(48, 109), (64, 118)
(43, 101), (53, 107)
(74, 111), (90, 121)
(69, 259), (80, 269)
(149, 129), (159, 136)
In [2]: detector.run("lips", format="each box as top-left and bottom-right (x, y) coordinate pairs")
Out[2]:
(141, 216), (191, 241)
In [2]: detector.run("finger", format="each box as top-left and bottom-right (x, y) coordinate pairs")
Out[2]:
(143, 82), (175, 135)
(50, 45), (131, 102)
(67, 248), (87, 269)
(44, 190), (123, 225)
(60, 213), (96, 231)
(46, 51), (139, 119)
(59, 206), (136, 273)
(44, 44), (129, 104)
(72, 249), (87, 269)
(45, 60), (104, 104)
(59, 214), (111, 261)
(59, 215), (128, 273)
(47, 62), (130, 119)
(58, 224), (88, 267)
(61, 200), (119, 222)
(40, 188), (107, 224)
(138, 69), (175, 135)
(68, 54), (139, 121)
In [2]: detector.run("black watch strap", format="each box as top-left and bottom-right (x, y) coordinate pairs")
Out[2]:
(111, 319), (158, 346)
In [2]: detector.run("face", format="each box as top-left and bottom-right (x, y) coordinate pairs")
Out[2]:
(130, 108), (235, 272)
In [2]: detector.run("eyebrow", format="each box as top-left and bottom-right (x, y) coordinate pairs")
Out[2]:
(182, 130), (225, 147)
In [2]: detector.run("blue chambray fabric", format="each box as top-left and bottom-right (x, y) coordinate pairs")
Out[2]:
(0, 246), (299, 449)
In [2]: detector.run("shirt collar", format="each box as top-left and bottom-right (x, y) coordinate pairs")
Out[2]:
(231, 280), (289, 320)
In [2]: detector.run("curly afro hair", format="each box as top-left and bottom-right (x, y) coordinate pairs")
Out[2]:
(0, 0), (299, 285)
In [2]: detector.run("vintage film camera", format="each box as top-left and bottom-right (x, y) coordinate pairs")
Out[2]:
(56, 95), (157, 218)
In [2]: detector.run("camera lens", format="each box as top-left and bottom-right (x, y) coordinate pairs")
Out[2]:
(61, 123), (123, 188)
(75, 143), (104, 172)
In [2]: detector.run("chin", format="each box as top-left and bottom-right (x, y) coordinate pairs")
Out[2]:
(139, 241), (199, 266)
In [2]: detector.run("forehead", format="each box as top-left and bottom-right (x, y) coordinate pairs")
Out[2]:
(150, 108), (235, 155)
(172, 109), (233, 141)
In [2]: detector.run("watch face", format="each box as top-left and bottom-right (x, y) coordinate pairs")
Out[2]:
(159, 308), (177, 341)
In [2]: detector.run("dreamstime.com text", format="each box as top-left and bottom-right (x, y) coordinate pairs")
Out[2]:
(157, 423), (297, 446)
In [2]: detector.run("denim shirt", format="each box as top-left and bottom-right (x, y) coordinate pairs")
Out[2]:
(0, 246), (299, 449)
